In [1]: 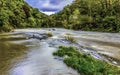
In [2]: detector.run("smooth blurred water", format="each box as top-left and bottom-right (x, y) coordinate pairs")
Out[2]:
(0, 28), (120, 75)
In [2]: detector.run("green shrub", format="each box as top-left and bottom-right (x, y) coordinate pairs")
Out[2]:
(53, 46), (120, 75)
(64, 36), (77, 44)
(0, 0), (48, 32)
(46, 32), (53, 37)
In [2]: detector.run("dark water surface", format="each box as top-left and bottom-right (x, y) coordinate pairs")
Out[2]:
(0, 34), (27, 75)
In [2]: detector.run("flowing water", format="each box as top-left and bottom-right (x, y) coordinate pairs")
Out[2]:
(0, 28), (120, 75)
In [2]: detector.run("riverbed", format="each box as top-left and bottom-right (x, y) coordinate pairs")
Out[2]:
(0, 28), (120, 75)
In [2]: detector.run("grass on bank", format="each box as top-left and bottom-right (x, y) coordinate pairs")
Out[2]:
(64, 35), (77, 44)
(53, 46), (120, 75)
(46, 32), (53, 37)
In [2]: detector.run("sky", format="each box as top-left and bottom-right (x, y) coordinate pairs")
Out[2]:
(25, 0), (74, 15)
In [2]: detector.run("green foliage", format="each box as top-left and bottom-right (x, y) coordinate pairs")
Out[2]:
(1, 0), (120, 33)
(51, 0), (120, 32)
(28, 17), (36, 27)
(53, 46), (120, 75)
(0, 0), (48, 32)
(53, 46), (79, 57)
(46, 32), (53, 37)
(64, 35), (77, 44)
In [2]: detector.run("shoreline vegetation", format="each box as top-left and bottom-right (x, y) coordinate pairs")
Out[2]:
(0, 0), (120, 33)
(1, 0), (120, 74)
(53, 46), (120, 75)
(50, 0), (120, 32)
(0, 0), (48, 32)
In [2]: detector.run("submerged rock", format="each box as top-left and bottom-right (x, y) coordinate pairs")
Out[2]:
(52, 28), (55, 31)
(25, 32), (48, 40)
(33, 34), (48, 40)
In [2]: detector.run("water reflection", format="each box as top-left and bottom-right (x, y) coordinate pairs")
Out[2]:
(10, 41), (78, 75)
(0, 42), (27, 75)
(1, 28), (120, 75)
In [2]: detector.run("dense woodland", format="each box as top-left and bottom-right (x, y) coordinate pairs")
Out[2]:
(50, 0), (120, 32)
(0, 0), (48, 32)
(1, 0), (120, 32)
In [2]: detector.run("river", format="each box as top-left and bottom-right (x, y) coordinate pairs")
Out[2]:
(0, 28), (120, 75)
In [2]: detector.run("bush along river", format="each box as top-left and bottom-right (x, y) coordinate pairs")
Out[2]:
(0, 28), (120, 75)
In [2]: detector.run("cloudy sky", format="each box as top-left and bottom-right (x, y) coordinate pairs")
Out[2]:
(25, 0), (74, 15)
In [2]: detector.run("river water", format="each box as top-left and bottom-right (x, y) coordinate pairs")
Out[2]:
(0, 28), (120, 75)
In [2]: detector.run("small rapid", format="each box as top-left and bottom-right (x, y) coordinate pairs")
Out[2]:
(0, 28), (120, 75)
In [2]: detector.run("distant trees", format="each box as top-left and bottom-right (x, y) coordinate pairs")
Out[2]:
(0, 0), (48, 32)
(0, 0), (120, 32)
(51, 0), (120, 32)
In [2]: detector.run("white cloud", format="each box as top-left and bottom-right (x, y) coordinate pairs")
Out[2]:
(42, 11), (55, 15)
(25, 0), (74, 15)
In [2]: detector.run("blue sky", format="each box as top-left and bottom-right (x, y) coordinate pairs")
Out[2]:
(25, 0), (74, 15)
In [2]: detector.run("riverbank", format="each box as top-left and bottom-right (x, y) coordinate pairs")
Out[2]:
(53, 46), (120, 75)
